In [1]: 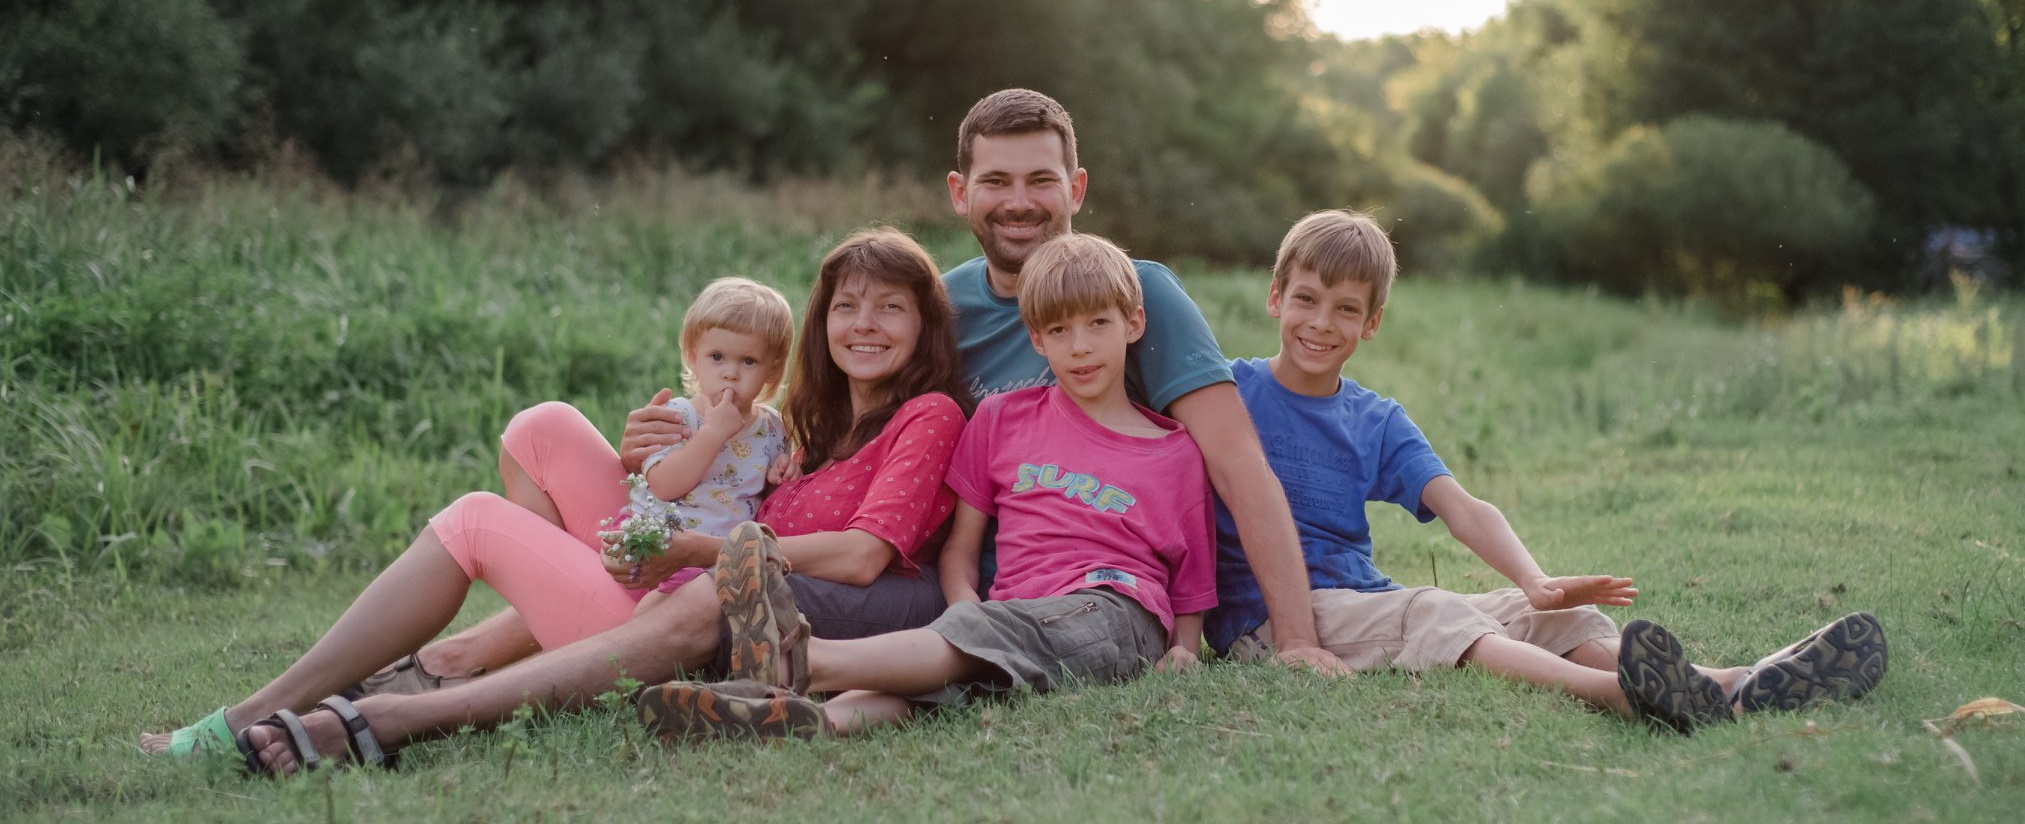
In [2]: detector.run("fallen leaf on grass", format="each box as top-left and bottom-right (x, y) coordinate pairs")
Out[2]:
(1919, 696), (2022, 787)
(1949, 697), (2023, 720)
(1921, 696), (2025, 737)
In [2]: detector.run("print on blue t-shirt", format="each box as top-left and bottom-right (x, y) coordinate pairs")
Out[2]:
(1205, 358), (1454, 653)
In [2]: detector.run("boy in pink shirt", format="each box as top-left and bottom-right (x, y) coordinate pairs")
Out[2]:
(636, 233), (1215, 740)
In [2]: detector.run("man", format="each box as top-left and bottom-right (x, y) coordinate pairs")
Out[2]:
(932, 88), (1342, 672)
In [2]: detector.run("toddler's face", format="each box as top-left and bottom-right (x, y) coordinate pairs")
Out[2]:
(1266, 266), (1382, 395)
(685, 327), (782, 409)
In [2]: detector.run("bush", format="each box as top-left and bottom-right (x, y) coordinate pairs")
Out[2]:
(2, 0), (245, 172)
(1525, 115), (1877, 304)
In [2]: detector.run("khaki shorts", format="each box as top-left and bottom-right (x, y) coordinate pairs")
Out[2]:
(1228, 587), (1617, 671)
(914, 588), (1167, 706)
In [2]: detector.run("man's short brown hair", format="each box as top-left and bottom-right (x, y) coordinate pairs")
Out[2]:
(1017, 234), (1140, 331)
(956, 88), (1079, 175)
(1273, 210), (1398, 308)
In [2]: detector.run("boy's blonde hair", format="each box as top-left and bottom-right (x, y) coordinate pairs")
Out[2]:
(679, 276), (795, 399)
(1272, 210), (1398, 308)
(1017, 233), (1141, 330)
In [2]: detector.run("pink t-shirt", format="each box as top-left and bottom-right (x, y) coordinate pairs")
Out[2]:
(656, 392), (965, 592)
(756, 392), (966, 573)
(945, 386), (1216, 630)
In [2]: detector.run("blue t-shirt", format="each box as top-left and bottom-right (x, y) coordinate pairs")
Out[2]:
(945, 255), (1234, 590)
(1205, 358), (1454, 653)
(945, 256), (1233, 412)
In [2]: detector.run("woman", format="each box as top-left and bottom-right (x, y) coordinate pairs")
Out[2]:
(143, 228), (973, 771)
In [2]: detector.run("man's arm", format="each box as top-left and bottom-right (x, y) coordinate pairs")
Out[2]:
(1167, 382), (1349, 675)
(619, 388), (690, 474)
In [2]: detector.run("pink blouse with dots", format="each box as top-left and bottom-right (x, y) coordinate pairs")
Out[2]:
(755, 392), (966, 575)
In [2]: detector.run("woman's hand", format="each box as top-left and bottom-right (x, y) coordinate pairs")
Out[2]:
(620, 388), (690, 474)
(600, 542), (690, 589)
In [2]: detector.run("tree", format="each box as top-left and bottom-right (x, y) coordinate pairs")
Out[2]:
(1528, 116), (1876, 303)
(1565, 0), (2005, 283)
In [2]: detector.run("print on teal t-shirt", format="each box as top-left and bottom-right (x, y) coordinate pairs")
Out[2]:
(1204, 358), (1454, 653)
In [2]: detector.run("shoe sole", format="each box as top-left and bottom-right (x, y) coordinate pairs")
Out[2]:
(715, 523), (791, 687)
(1618, 619), (1732, 734)
(636, 681), (824, 743)
(1734, 612), (1888, 713)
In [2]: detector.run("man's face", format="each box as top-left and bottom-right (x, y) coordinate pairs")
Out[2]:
(947, 132), (1087, 285)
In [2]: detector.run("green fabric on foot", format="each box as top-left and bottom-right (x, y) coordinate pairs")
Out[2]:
(166, 706), (234, 756)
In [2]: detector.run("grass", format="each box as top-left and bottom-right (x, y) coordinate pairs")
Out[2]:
(3, 156), (2023, 821)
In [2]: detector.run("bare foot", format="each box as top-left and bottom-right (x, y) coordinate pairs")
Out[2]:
(241, 710), (350, 775)
(138, 731), (171, 754)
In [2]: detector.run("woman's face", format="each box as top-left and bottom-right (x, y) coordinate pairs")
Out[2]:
(825, 271), (922, 399)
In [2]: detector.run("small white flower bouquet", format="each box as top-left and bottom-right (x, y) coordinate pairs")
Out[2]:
(600, 474), (684, 563)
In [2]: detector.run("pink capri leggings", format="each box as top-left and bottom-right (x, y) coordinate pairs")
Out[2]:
(426, 402), (650, 649)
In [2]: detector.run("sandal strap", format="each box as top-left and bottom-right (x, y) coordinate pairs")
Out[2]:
(785, 617), (813, 694)
(250, 709), (323, 773)
(317, 695), (392, 768)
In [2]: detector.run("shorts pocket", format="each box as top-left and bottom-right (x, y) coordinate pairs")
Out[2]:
(1042, 599), (1144, 685)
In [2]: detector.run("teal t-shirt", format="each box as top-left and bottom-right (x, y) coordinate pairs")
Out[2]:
(944, 256), (1234, 412)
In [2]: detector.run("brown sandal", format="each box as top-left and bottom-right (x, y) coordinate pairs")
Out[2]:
(350, 654), (482, 699)
(715, 522), (811, 692)
(636, 679), (829, 743)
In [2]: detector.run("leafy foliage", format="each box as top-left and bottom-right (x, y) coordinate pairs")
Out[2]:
(1527, 116), (1876, 303)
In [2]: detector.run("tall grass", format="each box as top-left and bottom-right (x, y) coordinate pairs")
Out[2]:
(3, 145), (2018, 590)
(4, 148), (2023, 823)
(0, 150), (968, 582)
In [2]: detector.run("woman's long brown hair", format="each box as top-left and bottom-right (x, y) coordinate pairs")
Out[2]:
(783, 228), (975, 471)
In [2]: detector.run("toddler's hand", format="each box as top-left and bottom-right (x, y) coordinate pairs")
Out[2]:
(766, 451), (802, 486)
(697, 387), (744, 439)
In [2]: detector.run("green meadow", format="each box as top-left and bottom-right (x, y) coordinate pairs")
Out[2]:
(3, 165), (2023, 821)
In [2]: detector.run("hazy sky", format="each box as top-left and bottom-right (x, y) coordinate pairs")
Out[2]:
(1305, 0), (1509, 40)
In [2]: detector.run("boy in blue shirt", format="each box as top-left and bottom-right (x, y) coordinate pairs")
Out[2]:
(1211, 210), (1890, 732)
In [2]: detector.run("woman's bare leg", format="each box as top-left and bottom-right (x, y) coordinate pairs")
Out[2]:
(142, 527), (476, 752)
(242, 577), (724, 772)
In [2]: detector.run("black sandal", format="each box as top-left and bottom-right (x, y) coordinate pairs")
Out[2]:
(237, 709), (322, 775)
(236, 695), (396, 775)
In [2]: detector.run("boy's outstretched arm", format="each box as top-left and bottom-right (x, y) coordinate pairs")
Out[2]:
(1168, 384), (1348, 675)
(938, 502), (989, 608)
(1157, 612), (1204, 672)
(1421, 476), (1637, 610)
